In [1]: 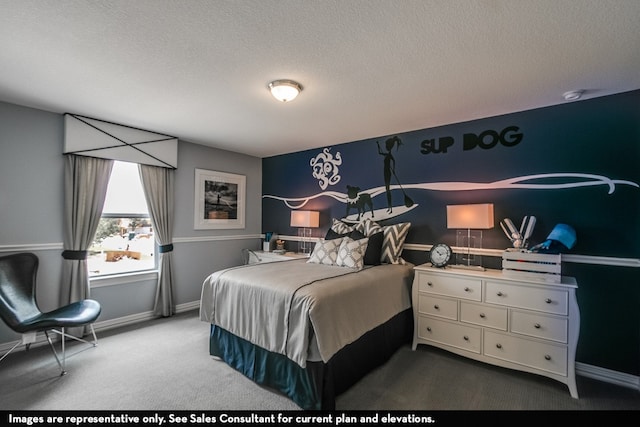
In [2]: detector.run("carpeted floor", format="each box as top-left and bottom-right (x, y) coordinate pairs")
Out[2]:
(1, 310), (638, 413)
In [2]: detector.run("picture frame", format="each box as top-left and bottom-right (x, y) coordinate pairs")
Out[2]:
(194, 168), (246, 229)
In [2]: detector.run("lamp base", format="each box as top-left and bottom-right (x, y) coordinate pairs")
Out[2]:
(298, 228), (313, 254)
(456, 229), (483, 269)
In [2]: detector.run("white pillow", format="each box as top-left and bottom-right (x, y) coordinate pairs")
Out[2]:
(336, 237), (369, 270)
(307, 238), (344, 265)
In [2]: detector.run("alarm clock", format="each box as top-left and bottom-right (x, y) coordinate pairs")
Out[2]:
(429, 243), (452, 268)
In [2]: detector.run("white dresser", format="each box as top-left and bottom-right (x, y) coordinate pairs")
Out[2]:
(412, 264), (580, 398)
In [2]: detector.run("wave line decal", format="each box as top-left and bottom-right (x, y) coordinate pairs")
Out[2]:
(263, 173), (638, 209)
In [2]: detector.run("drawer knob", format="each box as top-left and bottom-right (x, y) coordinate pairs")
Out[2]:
(427, 281), (433, 287)
(545, 298), (552, 304)
(496, 343), (502, 349)
(534, 323), (541, 329)
(497, 291), (503, 297)
(463, 335), (469, 341)
(479, 313), (486, 318)
(434, 304), (439, 310)
(545, 354), (551, 361)
(464, 287), (470, 292)
(426, 327), (432, 332)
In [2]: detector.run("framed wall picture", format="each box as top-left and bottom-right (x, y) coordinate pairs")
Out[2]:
(194, 168), (246, 229)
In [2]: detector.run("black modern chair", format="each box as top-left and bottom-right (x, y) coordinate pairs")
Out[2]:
(0, 252), (101, 375)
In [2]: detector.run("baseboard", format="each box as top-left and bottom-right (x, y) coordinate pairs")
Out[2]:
(175, 301), (201, 313)
(3, 303), (638, 394)
(576, 361), (640, 391)
(92, 301), (200, 333)
(0, 302), (200, 353)
(93, 310), (155, 332)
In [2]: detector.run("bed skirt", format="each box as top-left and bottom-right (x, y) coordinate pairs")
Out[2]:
(208, 308), (413, 410)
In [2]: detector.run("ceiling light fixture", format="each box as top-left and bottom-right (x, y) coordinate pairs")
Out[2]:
(268, 80), (302, 102)
(563, 90), (584, 101)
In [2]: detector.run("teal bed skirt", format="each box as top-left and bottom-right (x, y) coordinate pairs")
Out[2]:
(208, 308), (413, 410)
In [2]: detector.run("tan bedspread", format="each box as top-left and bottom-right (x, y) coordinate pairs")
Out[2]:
(200, 259), (414, 368)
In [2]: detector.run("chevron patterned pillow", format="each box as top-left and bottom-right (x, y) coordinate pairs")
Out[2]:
(329, 218), (354, 234)
(354, 218), (384, 236)
(380, 222), (411, 264)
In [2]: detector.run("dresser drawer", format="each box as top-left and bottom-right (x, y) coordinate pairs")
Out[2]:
(417, 294), (458, 320)
(484, 330), (568, 376)
(417, 273), (481, 301)
(417, 316), (481, 354)
(412, 265), (580, 399)
(485, 281), (568, 315)
(511, 310), (568, 343)
(460, 301), (507, 330)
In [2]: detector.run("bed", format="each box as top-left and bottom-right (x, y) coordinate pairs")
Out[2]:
(199, 253), (414, 410)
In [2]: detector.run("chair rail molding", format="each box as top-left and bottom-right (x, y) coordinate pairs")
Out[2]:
(401, 243), (640, 268)
(2, 240), (638, 268)
(0, 243), (63, 253)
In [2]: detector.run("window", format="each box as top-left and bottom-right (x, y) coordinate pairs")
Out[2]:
(88, 161), (155, 276)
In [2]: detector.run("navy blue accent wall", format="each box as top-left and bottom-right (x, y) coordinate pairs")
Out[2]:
(263, 90), (640, 376)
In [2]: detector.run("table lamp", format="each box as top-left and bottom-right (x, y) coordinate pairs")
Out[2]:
(447, 203), (494, 270)
(290, 210), (320, 254)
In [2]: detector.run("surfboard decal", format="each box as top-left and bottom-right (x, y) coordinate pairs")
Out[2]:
(263, 173), (638, 210)
(342, 205), (419, 223)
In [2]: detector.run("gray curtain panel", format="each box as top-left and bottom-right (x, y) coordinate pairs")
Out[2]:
(139, 164), (175, 317)
(61, 155), (113, 336)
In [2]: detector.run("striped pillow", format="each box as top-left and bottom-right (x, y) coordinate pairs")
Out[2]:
(380, 222), (411, 264)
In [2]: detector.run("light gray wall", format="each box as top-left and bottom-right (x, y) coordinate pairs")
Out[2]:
(0, 102), (64, 246)
(171, 140), (263, 304)
(0, 102), (65, 320)
(0, 101), (262, 344)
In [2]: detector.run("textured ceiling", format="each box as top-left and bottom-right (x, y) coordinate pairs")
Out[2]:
(1, 0), (639, 158)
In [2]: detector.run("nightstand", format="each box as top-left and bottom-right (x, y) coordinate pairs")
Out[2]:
(412, 263), (580, 398)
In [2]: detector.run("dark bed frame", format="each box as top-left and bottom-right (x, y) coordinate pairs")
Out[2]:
(208, 308), (413, 410)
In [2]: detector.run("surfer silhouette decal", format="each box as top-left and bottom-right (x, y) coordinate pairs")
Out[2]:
(377, 136), (414, 214)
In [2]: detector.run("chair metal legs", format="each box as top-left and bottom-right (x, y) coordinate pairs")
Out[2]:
(0, 341), (23, 364)
(43, 329), (65, 375)
(0, 331), (38, 364)
(0, 325), (98, 376)
(49, 325), (99, 376)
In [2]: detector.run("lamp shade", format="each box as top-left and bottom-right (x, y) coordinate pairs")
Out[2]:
(290, 210), (319, 228)
(447, 204), (494, 229)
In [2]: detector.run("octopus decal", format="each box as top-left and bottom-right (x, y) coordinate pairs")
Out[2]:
(310, 148), (342, 190)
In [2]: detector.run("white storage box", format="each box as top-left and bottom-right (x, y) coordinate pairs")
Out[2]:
(502, 250), (562, 283)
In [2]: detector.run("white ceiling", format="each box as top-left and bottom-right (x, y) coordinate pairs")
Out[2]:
(1, 0), (639, 158)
